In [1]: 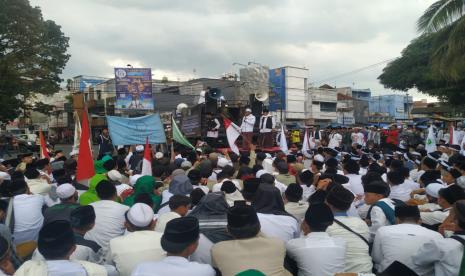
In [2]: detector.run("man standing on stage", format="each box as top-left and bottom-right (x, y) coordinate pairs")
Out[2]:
(240, 108), (256, 151)
(206, 112), (220, 148)
(258, 108), (275, 149)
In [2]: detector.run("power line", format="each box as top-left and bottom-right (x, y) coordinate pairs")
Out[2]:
(314, 57), (397, 85)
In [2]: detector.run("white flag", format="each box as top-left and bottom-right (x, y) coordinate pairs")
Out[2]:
(301, 129), (311, 158)
(72, 111), (82, 153)
(425, 125), (437, 153)
(280, 126), (288, 154)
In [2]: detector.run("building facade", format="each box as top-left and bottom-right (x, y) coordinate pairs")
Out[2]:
(369, 94), (413, 120)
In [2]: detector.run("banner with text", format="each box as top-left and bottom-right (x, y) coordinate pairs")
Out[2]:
(114, 68), (154, 110)
(107, 114), (166, 145)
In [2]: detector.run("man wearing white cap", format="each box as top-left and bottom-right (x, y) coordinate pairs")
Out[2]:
(106, 203), (164, 276)
(128, 145), (144, 174)
(240, 108), (256, 151)
(43, 183), (79, 224)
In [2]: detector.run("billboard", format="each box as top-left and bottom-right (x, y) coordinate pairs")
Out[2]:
(269, 68), (286, 111)
(114, 68), (153, 110)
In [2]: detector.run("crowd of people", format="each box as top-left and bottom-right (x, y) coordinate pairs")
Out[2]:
(0, 122), (464, 276)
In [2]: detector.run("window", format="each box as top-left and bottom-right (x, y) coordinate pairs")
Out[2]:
(320, 102), (337, 112)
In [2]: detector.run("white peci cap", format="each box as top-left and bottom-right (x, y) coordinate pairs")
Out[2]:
(126, 203), (154, 228)
(135, 145), (144, 152)
(56, 183), (76, 199)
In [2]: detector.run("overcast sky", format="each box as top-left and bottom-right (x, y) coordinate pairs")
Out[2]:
(30, 0), (436, 100)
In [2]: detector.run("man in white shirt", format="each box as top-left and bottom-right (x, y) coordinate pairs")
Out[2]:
(328, 129), (343, 149)
(258, 108), (275, 149)
(413, 199), (465, 276)
(284, 184), (308, 222)
(287, 203), (346, 276)
(364, 181), (396, 241)
(8, 179), (45, 245)
(85, 180), (129, 254)
(351, 128), (365, 146)
(342, 159), (364, 197)
(387, 171), (411, 202)
(16, 220), (107, 276)
(240, 108), (256, 151)
(132, 217), (216, 276)
(372, 205), (443, 274)
(155, 195), (190, 233)
(421, 184), (465, 228)
(107, 203), (165, 276)
(326, 185), (373, 273)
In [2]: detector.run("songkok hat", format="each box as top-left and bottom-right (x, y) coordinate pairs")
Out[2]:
(286, 155), (297, 163)
(161, 217), (200, 253)
(439, 185), (465, 205)
(425, 183), (443, 198)
(126, 203), (154, 228)
(394, 205), (420, 219)
(56, 183), (76, 199)
(70, 205), (96, 228)
(326, 185), (355, 211)
(221, 181), (237, 194)
(364, 181), (390, 196)
(227, 203), (259, 230)
(38, 220), (75, 258)
(304, 203), (334, 228)
(242, 178), (260, 196)
(325, 158), (338, 168)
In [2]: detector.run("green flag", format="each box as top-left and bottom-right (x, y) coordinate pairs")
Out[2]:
(171, 117), (195, 149)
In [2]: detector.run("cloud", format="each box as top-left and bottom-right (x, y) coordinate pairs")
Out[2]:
(31, 0), (437, 100)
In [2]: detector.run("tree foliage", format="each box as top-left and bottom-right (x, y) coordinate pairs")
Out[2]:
(0, 0), (70, 123)
(380, 0), (465, 104)
(378, 33), (465, 105)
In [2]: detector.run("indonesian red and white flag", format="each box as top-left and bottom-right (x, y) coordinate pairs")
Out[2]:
(223, 117), (241, 155)
(141, 137), (152, 176)
(76, 109), (95, 182)
(39, 129), (49, 159)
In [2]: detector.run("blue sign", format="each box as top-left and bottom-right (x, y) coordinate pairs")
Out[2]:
(79, 78), (105, 92)
(107, 114), (167, 145)
(269, 68), (286, 111)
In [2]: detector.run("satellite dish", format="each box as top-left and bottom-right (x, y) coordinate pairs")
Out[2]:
(255, 91), (269, 102)
(176, 103), (188, 113)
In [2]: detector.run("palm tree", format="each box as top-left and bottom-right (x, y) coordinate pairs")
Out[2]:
(418, 0), (465, 33)
(417, 0), (465, 80)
